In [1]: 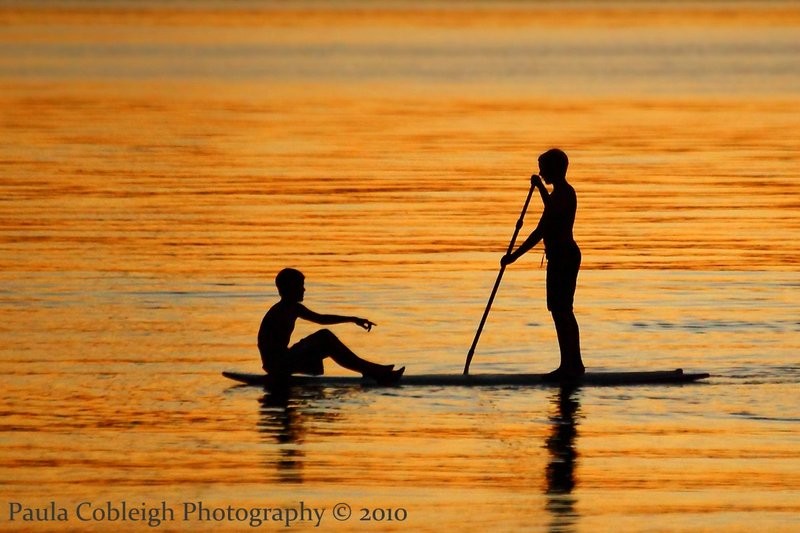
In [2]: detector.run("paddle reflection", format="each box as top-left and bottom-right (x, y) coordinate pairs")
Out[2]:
(545, 385), (581, 532)
(257, 385), (343, 484)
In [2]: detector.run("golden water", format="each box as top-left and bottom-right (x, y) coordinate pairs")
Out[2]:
(1, 2), (799, 531)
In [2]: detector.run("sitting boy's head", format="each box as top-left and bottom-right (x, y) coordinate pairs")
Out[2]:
(275, 268), (305, 301)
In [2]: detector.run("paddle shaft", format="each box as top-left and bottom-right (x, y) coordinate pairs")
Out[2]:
(463, 181), (536, 375)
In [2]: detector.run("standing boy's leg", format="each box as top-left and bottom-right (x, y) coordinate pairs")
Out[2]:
(552, 311), (584, 375)
(547, 249), (583, 377)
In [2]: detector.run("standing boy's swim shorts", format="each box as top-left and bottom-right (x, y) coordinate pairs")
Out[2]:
(546, 246), (581, 312)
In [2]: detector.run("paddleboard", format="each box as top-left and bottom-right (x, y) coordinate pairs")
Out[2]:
(222, 369), (710, 387)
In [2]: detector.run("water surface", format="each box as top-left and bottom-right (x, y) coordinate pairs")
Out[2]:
(1, 2), (799, 531)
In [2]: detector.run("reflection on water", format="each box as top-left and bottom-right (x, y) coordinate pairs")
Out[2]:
(258, 388), (308, 485)
(258, 387), (322, 483)
(545, 386), (581, 533)
(257, 386), (353, 486)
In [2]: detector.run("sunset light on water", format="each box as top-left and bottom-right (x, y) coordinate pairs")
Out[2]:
(1, 2), (799, 531)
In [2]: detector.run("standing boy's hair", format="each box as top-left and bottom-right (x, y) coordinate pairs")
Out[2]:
(275, 268), (304, 297)
(538, 148), (569, 178)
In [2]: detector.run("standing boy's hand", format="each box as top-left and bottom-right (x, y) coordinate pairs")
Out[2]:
(532, 174), (549, 196)
(532, 174), (549, 206)
(501, 252), (517, 267)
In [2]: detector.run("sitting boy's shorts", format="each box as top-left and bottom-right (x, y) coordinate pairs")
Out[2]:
(286, 334), (325, 375)
(546, 249), (581, 312)
(261, 333), (325, 376)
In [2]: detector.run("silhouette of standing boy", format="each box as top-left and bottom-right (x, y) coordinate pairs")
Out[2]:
(501, 149), (585, 379)
(258, 268), (404, 384)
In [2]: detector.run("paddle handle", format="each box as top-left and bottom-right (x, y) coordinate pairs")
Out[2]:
(463, 181), (536, 375)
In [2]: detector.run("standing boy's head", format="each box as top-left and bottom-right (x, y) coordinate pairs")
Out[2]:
(275, 268), (305, 302)
(538, 148), (569, 183)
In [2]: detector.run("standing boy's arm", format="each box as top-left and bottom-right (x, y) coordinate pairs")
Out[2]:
(502, 212), (545, 266)
(533, 174), (549, 205)
(297, 305), (376, 331)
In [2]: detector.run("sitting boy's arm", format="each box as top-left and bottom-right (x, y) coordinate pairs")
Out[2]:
(297, 305), (376, 331)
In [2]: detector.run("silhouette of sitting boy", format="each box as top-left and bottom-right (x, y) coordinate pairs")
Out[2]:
(258, 268), (404, 384)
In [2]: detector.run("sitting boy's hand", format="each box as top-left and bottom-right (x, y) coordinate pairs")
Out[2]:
(355, 318), (376, 331)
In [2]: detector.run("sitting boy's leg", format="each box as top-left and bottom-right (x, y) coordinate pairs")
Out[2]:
(294, 329), (393, 378)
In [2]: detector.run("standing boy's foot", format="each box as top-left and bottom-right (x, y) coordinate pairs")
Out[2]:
(543, 366), (584, 382)
(543, 367), (566, 382)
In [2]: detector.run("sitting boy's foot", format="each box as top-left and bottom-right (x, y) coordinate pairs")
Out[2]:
(374, 366), (405, 386)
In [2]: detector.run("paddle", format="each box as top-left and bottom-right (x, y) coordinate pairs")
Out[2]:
(463, 177), (537, 375)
